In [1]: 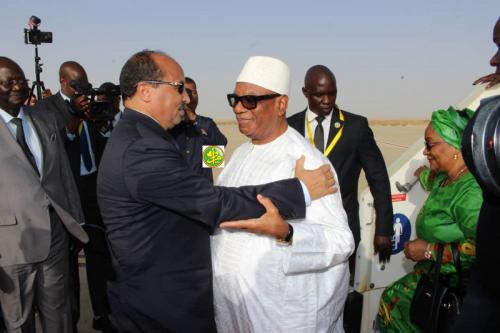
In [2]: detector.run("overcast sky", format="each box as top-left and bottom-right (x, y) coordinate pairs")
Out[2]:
(2, 1), (499, 119)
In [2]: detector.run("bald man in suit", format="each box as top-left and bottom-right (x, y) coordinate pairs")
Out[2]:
(0, 57), (88, 332)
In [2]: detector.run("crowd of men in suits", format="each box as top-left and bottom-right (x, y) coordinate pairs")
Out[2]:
(0, 50), (390, 333)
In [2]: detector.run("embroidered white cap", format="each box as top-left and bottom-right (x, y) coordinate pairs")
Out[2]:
(236, 56), (290, 95)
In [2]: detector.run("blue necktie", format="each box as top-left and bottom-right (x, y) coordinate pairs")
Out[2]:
(80, 123), (93, 172)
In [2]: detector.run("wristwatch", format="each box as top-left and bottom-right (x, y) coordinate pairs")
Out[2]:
(277, 223), (294, 246)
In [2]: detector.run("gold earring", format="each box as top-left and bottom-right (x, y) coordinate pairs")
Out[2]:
(453, 153), (458, 160)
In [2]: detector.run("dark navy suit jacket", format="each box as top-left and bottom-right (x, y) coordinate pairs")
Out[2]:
(288, 108), (393, 246)
(97, 108), (305, 332)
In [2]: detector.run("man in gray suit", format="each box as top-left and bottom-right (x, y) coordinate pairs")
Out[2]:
(0, 57), (88, 332)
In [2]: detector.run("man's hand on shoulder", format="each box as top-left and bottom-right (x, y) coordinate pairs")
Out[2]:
(219, 194), (290, 239)
(473, 72), (500, 89)
(294, 155), (337, 200)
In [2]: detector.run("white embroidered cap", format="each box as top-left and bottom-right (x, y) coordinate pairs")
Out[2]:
(236, 56), (290, 95)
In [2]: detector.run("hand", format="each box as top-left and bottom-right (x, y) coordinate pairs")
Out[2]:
(374, 235), (392, 263)
(42, 89), (53, 98)
(24, 95), (37, 106)
(473, 73), (500, 89)
(70, 237), (85, 256)
(414, 165), (428, 178)
(294, 155), (337, 200)
(219, 194), (289, 239)
(71, 95), (90, 115)
(403, 239), (428, 262)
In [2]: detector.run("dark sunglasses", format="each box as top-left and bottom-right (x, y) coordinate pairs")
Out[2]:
(0, 79), (29, 89)
(424, 141), (445, 151)
(137, 80), (185, 94)
(227, 93), (281, 110)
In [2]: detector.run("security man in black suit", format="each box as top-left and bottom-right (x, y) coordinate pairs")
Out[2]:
(288, 65), (393, 269)
(37, 62), (116, 332)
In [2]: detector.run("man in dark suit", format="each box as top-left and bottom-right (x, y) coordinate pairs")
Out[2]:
(37, 61), (90, 132)
(97, 50), (336, 332)
(37, 62), (116, 332)
(288, 65), (393, 267)
(0, 57), (88, 332)
(169, 77), (227, 183)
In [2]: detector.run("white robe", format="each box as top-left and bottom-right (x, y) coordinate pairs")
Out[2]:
(211, 127), (354, 333)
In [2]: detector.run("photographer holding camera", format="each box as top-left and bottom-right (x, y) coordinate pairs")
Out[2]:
(37, 61), (116, 332)
(95, 82), (122, 134)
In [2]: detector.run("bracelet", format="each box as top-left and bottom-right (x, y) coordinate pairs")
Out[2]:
(277, 223), (293, 245)
(424, 243), (433, 260)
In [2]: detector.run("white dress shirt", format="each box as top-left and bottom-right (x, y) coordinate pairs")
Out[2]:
(305, 107), (334, 151)
(0, 107), (43, 175)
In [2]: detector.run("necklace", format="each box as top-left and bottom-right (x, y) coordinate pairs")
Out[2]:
(441, 166), (468, 187)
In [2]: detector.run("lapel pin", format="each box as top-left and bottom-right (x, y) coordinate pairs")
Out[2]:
(334, 122), (341, 129)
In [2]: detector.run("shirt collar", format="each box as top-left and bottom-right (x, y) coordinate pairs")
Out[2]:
(306, 107), (333, 123)
(0, 107), (26, 124)
(59, 90), (71, 102)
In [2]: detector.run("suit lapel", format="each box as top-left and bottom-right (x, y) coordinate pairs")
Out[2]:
(295, 109), (306, 136)
(0, 116), (42, 179)
(26, 110), (53, 181)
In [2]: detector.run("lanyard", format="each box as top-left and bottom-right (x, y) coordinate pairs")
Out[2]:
(306, 109), (345, 157)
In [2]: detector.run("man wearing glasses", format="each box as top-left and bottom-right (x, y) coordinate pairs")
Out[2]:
(169, 77), (227, 184)
(211, 56), (354, 333)
(0, 57), (88, 332)
(97, 50), (337, 332)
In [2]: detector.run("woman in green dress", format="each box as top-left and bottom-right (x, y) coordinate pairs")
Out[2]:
(378, 107), (482, 333)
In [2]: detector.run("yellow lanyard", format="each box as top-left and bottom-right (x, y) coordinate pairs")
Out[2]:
(78, 122), (84, 135)
(306, 109), (345, 157)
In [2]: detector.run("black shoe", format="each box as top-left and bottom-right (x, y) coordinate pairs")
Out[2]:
(92, 316), (117, 333)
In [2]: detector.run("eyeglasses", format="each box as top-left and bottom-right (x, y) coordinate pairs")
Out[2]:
(227, 93), (281, 110)
(137, 80), (184, 94)
(0, 79), (29, 89)
(424, 141), (445, 151)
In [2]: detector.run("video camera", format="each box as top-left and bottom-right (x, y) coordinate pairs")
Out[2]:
(70, 80), (121, 122)
(462, 95), (500, 197)
(24, 16), (52, 45)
